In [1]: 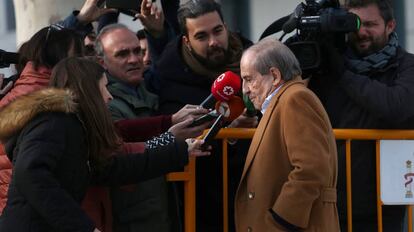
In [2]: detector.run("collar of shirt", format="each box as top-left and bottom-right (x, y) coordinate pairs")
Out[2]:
(261, 84), (284, 115)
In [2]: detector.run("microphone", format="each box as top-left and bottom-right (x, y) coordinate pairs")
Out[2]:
(282, 3), (304, 34)
(242, 94), (257, 117)
(198, 96), (244, 148)
(199, 71), (241, 108)
(189, 96), (244, 127)
(215, 96), (245, 122)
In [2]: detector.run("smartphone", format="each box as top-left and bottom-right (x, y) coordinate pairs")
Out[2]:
(97, 0), (106, 7)
(188, 110), (219, 127)
(105, 0), (142, 12)
(201, 114), (224, 150)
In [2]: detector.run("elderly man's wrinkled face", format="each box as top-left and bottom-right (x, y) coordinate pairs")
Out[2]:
(240, 52), (278, 110)
(183, 11), (229, 68)
(348, 3), (395, 57)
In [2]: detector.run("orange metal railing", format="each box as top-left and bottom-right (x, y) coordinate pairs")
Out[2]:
(167, 128), (414, 232)
(166, 157), (196, 232)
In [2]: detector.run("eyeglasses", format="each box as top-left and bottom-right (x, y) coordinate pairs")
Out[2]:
(44, 23), (64, 49)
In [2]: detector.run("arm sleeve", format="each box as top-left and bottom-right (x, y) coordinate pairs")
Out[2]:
(273, 90), (334, 228)
(339, 64), (414, 124)
(93, 140), (188, 186)
(114, 115), (173, 142)
(13, 115), (94, 232)
(58, 11), (94, 38)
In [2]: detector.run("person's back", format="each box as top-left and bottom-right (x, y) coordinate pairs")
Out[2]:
(308, 0), (414, 230)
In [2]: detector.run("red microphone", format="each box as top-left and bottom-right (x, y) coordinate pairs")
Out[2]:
(201, 96), (245, 148)
(200, 71), (241, 107)
(189, 96), (244, 128)
(215, 96), (245, 122)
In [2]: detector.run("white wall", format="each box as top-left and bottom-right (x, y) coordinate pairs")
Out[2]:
(0, 0), (16, 77)
(404, 0), (414, 52)
(249, 0), (299, 42)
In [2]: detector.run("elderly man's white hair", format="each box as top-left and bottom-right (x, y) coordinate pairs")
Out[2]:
(242, 38), (302, 81)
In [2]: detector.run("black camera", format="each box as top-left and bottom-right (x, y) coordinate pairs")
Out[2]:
(260, 0), (360, 75)
(0, 49), (20, 69)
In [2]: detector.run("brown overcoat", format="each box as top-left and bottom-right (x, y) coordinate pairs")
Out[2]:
(235, 80), (340, 231)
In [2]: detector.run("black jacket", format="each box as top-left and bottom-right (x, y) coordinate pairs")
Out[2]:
(145, 31), (253, 231)
(0, 89), (189, 232)
(309, 47), (414, 222)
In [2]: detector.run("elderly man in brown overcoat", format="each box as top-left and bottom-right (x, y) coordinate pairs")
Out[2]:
(235, 38), (339, 231)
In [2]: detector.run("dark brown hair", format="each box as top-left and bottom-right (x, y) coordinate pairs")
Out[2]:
(177, 0), (224, 35)
(24, 26), (84, 70)
(49, 57), (120, 166)
(345, 0), (394, 23)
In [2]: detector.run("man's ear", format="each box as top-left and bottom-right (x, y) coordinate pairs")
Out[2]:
(385, 19), (396, 37)
(97, 56), (106, 69)
(269, 67), (282, 86)
(182, 35), (191, 51)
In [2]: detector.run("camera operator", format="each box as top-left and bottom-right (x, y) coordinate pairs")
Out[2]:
(308, 0), (414, 231)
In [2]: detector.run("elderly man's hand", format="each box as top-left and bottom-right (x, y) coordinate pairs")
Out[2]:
(171, 104), (210, 125)
(136, 0), (165, 38)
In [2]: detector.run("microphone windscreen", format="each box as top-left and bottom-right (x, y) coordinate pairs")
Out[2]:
(243, 94), (257, 117)
(215, 96), (244, 122)
(211, 71), (241, 101)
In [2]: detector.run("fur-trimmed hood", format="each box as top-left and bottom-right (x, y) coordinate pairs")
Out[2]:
(0, 88), (77, 141)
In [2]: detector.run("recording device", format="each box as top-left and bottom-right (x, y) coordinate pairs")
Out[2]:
(260, 0), (360, 76)
(189, 96), (245, 127)
(243, 94), (257, 117)
(200, 71), (242, 108)
(189, 110), (219, 127)
(103, 0), (156, 17)
(201, 114), (224, 149)
(0, 50), (19, 69)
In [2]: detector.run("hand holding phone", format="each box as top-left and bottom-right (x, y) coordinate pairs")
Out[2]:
(188, 111), (219, 127)
(201, 114), (224, 150)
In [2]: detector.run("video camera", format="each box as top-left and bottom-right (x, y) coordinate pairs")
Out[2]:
(260, 0), (360, 76)
(0, 49), (20, 69)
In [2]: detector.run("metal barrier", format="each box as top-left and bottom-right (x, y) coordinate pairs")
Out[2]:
(167, 128), (414, 232)
(166, 157), (196, 232)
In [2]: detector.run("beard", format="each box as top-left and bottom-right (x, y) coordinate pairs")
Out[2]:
(349, 31), (389, 57)
(190, 45), (231, 69)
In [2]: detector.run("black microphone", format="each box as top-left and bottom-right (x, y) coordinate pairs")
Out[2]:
(282, 3), (304, 34)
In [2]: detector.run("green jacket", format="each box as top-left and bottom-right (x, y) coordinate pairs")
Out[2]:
(107, 76), (171, 232)
(107, 77), (159, 120)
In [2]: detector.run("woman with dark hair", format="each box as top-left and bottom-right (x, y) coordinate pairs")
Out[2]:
(0, 25), (84, 108)
(0, 57), (208, 232)
(0, 25), (84, 214)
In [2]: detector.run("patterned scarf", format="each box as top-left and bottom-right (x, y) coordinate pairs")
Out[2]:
(345, 32), (398, 74)
(181, 32), (244, 79)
